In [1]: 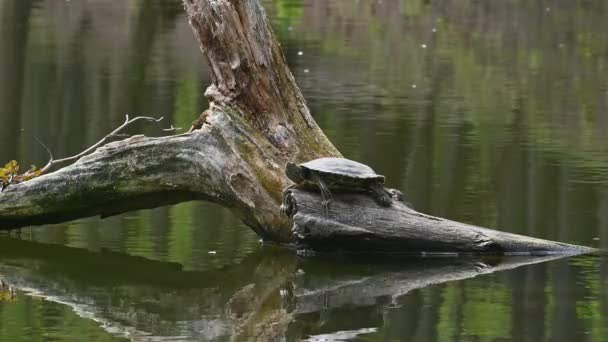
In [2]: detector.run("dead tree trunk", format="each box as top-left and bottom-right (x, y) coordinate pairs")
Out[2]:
(0, 0), (340, 242)
(0, 0), (596, 254)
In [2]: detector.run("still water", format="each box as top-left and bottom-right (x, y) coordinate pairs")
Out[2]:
(1, 0), (607, 340)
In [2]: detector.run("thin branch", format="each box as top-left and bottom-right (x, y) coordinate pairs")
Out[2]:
(38, 115), (178, 174)
(33, 136), (54, 165)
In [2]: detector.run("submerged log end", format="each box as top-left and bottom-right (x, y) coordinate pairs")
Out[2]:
(287, 189), (597, 256)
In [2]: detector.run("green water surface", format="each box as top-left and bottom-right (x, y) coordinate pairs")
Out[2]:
(0, 0), (607, 341)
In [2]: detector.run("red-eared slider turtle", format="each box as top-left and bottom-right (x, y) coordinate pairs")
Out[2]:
(280, 157), (406, 215)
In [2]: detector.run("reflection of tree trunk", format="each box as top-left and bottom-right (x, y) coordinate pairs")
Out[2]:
(386, 292), (422, 339)
(405, 55), (469, 218)
(453, 282), (467, 342)
(111, 1), (164, 121)
(597, 186), (608, 334)
(421, 63), (470, 218)
(510, 263), (548, 342)
(0, 0), (36, 160)
(405, 60), (448, 212)
(405, 106), (435, 211)
(525, 149), (547, 237)
(149, 206), (171, 259)
(496, 127), (528, 235)
(549, 260), (580, 342)
(557, 165), (572, 242)
(434, 121), (469, 218)
(411, 287), (441, 341)
(53, 15), (91, 157)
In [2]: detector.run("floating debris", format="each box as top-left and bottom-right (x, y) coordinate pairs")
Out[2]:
(297, 51), (303, 56)
(208, 250), (217, 255)
(412, 84), (417, 89)
(0, 280), (16, 302)
(421, 44), (427, 49)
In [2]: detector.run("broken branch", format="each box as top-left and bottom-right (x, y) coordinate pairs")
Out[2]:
(38, 115), (178, 174)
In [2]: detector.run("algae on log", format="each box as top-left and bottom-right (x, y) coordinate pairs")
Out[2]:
(0, 0), (596, 255)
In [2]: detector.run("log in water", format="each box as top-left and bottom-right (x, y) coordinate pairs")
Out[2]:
(287, 189), (596, 255)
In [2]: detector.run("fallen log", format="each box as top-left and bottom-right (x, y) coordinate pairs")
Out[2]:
(286, 189), (595, 255)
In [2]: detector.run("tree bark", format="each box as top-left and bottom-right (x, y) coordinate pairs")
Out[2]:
(0, 0), (596, 254)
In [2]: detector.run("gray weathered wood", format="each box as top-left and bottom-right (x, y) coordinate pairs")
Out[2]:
(288, 189), (595, 254)
(0, 110), (302, 241)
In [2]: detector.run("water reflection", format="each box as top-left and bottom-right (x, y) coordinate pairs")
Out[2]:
(1, 237), (605, 341)
(1, 0), (608, 340)
(29, 202), (259, 272)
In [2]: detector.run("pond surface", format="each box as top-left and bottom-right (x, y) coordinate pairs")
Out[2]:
(1, 0), (607, 341)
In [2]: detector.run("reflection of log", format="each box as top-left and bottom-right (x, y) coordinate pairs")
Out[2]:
(290, 255), (565, 315)
(289, 189), (596, 255)
(0, 237), (580, 341)
(0, 237), (295, 341)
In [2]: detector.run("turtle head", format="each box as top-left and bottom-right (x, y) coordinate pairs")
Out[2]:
(285, 162), (305, 184)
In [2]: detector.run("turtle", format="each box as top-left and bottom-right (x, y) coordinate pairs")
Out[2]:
(280, 157), (406, 216)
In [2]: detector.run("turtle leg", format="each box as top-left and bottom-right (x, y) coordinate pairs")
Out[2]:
(388, 189), (405, 202)
(314, 176), (333, 215)
(280, 184), (297, 217)
(387, 188), (414, 209)
(369, 183), (392, 207)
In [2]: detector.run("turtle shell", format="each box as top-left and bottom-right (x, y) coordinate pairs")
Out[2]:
(300, 158), (384, 181)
